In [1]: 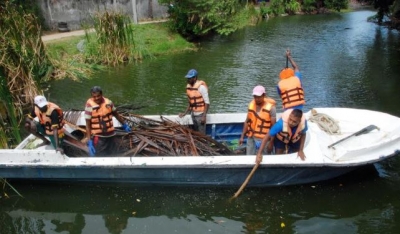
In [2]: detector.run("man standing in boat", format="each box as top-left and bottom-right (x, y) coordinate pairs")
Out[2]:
(25, 95), (65, 154)
(256, 108), (308, 163)
(81, 86), (131, 156)
(239, 85), (276, 155)
(179, 69), (210, 135)
(277, 49), (305, 110)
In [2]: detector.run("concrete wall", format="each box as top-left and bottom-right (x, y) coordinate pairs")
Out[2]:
(36, 0), (169, 31)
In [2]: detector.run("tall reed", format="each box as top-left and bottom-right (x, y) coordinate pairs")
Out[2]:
(0, 2), (52, 105)
(84, 11), (138, 66)
(0, 75), (22, 149)
(1, 178), (23, 198)
(0, 2), (52, 148)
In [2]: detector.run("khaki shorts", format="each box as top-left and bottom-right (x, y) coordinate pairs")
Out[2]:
(246, 136), (270, 155)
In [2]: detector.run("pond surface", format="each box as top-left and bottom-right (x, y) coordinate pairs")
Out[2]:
(2, 9), (400, 234)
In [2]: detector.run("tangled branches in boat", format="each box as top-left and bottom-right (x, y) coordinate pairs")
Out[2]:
(63, 111), (233, 157)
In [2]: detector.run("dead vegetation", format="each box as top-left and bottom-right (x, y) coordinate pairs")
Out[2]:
(62, 111), (233, 157)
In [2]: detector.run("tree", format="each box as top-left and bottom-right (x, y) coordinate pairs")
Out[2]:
(373, 0), (395, 23)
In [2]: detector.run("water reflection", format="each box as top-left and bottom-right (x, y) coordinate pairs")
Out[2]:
(4, 211), (85, 233)
(0, 166), (397, 234)
(4, 203), (396, 234)
(292, 205), (395, 234)
(3, 210), (246, 234)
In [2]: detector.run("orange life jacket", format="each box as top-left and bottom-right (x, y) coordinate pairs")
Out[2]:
(186, 80), (208, 112)
(278, 76), (305, 109)
(86, 98), (115, 135)
(246, 98), (276, 139)
(279, 68), (295, 80)
(34, 102), (65, 136)
(276, 109), (306, 144)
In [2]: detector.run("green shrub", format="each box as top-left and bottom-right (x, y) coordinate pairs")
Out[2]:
(302, 0), (317, 13)
(269, 0), (286, 16)
(159, 0), (255, 39)
(286, 0), (301, 14)
(325, 0), (348, 12)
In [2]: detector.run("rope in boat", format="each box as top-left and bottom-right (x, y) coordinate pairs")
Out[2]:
(308, 109), (341, 135)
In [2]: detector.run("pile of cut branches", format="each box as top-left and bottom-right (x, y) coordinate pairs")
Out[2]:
(63, 111), (233, 157)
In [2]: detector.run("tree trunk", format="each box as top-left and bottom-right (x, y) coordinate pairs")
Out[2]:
(149, 0), (153, 19)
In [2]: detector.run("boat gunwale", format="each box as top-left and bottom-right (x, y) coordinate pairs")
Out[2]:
(1, 150), (399, 168)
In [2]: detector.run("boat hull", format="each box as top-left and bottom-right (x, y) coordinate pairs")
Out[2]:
(0, 162), (369, 187)
(2, 107), (400, 187)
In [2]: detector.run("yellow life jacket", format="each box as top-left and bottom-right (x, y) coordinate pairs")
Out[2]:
(278, 76), (305, 109)
(276, 109), (306, 144)
(34, 102), (65, 136)
(186, 80), (208, 112)
(246, 98), (276, 139)
(86, 98), (115, 135)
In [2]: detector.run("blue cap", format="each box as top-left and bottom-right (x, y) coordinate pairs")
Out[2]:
(185, 69), (198, 78)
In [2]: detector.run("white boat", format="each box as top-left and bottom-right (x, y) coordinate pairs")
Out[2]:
(0, 107), (399, 187)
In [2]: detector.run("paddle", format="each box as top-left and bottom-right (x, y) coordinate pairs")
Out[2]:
(231, 161), (260, 199)
(286, 54), (289, 68)
(328, 125), (379, 149)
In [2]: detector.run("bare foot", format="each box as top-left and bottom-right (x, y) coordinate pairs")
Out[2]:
(36, 140), (51, 148)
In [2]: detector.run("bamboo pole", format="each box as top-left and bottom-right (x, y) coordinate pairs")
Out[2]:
(231, 161), (260, 199)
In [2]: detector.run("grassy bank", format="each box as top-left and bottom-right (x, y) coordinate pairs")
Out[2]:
(132, 23), (197, 55)
(45, 22), (196, 64)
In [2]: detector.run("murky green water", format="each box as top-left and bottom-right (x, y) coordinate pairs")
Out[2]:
(48, 10), (400, 117)
(2, 10), (400, 233)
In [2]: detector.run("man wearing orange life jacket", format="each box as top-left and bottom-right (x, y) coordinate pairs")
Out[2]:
(179, 69), (210, 134)
(256, 109), (308, 163)
(277, 49), (305, 110)
(24, 95), (65, 154)
(239, 85), (276, 155)
(81, 86), (131, 156)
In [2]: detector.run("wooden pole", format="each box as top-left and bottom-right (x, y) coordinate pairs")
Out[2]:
(131, 0), (138, 24)
(231, 161), (260, 199)
(46, 0), (54, 30)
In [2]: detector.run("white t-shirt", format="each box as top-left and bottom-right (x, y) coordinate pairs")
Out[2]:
(198, 85), (209, 104)
(193, 85), (209, 116)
